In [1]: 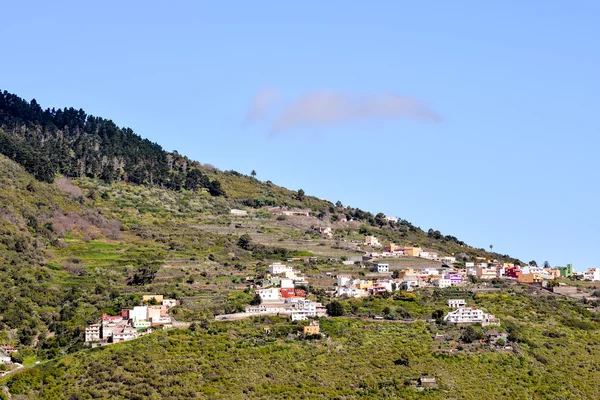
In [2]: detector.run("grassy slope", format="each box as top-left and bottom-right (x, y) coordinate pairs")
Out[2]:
(4, 290), (600, 400)
(8, 153), (596, 398)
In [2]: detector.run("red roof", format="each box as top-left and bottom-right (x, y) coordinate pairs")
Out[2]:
(102, 313), (123, 322)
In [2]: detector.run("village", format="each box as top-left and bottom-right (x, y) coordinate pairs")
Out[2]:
(83, 295), (178, 345)
(209, 227), (600, 361)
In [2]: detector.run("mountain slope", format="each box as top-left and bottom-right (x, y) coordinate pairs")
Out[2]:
(0, 91), (523, 362)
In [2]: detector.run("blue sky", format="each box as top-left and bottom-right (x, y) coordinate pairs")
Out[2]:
(2, 1), (599, 270)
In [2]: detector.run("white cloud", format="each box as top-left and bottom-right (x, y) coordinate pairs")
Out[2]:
(246, 89), (441, 135)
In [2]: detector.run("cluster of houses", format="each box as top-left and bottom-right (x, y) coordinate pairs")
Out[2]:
(444, 299), (500, 326)
(333, 259), (597, 300)
(245, 263), (327, 321)
(84, 295), (177, 344)
(335, 265), (465, 298)
(361, 239), (458, 264)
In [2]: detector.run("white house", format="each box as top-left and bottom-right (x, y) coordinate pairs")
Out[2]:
(447, 299), (466, 308)
(421, 268), (440, 276)
(284, 269), (305, 282)
(230, 209), (248, 216)
(364, 236), (381, 247)
(85, 324), (101, 342)
(269, 263), (293, 275)
(280, 279), (294, 289)
(336, 287), (369, 298)
(129, 306), (148, 322)
(256, 288), (281, 301)
(112, 326), (139, 342)
(245, 304), (285, 314)
(291, 313), (307, 321)
(373, 263), (389, 273)
(441, 256), (456, 265)
(465, 262), (475, 267)
(444, 307), (499, 326)
(0, 350), (12, 364)
(432, 278), (451, 288)
(385, 216), (398, 223)
(583, 268), (600, 281)
(162, 299), (178, 308)
(337, 275), (352, 287)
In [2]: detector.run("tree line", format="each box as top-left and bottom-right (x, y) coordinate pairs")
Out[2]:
(0, 90), (224, 195)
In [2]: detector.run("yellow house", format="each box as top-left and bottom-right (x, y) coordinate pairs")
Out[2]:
(142, 295), (164, 303)
(357, 280), (373, 290)
(517, 273), (542, 283)
(404, 246), (422, 257)
(303, 321), (320, 335)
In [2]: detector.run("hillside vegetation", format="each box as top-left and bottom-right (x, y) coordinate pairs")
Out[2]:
(4, 291), (600, 399)
(0, 91), (569, 399)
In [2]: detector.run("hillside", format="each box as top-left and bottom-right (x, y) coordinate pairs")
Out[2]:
(4, 291), (600, 399)
(0, 93), (521, 354)
(4, 92), (590, 399)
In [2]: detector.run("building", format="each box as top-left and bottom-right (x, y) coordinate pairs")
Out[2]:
(419, 377), (437, 389)
(517, 273), (542, 284)
(444, 272), (463, 285)
(476, 266), (498, 280)
(441, 256), (456, 265)
(314, 226), (333, 238)
(101, 314), (123, 324)
(129, 306), (149, 321)
(364, 236), (381, 247)
(112, 326), (138, 342)
(271, 207), (310, 217)
(403, 246), (422, 257)
(150, 316), (172, 326)
(269, 262), (293, 275)
(384, 216), (398, 223)
(444, 307), (498, 325)
(421, 268), (440, 276)
(553, 264), (574, 278)
(544, 268), (561, 279)
(583, 268), (600, 281)
(147, 306), (164, 321)
(132, 319), (151, 329)
(447, 299), (466, 308)
(337, 275), (352, 287)
(162, 299), (178, 308)
(245, 304), (286, 314)
(230, 209), (248, 216)
(504, 266), (522, 279)
(384, 243), (403, 253)
(0, 350), (11, 364)
(84, 324), (101, 342)
(291, 313), (307, 321)
(465, 262), (475, 267)
(0, 346), (16, 354)
(432, 278), (451, 288)
(280, 278), (295, 289)
(303, 321), (320, 335)
(256, 288), (281, 301)
(373, 263), (389, 273)
(101, 321), (123, 340)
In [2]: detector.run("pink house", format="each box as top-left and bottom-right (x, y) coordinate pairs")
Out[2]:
(444, 272), (463, 285)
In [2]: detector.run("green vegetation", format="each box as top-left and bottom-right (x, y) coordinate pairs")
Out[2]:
(4, 289), (600, 399)
(2, 90), (597, 398)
